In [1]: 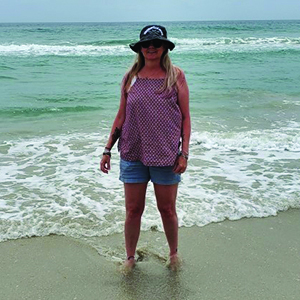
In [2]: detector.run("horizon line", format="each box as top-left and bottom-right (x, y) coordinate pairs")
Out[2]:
(0, 18), (299, 24)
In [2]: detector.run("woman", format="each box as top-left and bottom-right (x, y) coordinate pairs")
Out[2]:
(100, 25), (190, 271)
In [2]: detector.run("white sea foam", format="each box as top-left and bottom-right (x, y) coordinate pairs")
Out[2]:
(0, 124), (299, 242)
(0, 36), (299, 56)
(171, 36), (300, 53)
(0, 44), (131, 56)
(172, 36), (300, 47)
(283, 99), (300, 106)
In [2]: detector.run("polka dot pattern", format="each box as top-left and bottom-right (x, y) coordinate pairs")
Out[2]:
(118, 78), (182, 166)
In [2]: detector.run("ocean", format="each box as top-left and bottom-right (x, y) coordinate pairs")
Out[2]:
(0, 20), (299, 258)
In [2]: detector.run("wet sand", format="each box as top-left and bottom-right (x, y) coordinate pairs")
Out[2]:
(0, 209), (299, 300)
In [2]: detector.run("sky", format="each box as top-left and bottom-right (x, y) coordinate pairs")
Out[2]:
(0, 0), (299, 23)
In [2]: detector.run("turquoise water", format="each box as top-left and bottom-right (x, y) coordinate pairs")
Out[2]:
(0, 21), (299, 252)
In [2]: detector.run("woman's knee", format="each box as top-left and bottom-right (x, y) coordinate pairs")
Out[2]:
(158, 205), (177, 219)
(126, 205), (144, 219)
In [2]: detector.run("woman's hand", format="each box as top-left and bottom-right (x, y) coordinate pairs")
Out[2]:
(173, 155), (188, 174)
(100, 155), (111, 174)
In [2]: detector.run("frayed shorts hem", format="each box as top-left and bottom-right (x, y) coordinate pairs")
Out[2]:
(119, 159), (181, 185)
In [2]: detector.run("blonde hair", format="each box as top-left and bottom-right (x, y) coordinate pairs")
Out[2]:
(123, 48), (178, 94)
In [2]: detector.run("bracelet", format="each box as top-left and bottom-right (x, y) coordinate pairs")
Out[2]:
(178, 151), (189, 160)
(103, 147), (111, 157)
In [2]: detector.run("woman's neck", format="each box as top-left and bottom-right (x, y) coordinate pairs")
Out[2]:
(139, 62), (165, 79)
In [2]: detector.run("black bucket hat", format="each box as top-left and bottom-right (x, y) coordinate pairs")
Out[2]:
(129, 25), (175, 53)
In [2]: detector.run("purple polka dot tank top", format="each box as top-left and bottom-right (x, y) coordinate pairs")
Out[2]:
(118, 77), (182, 166)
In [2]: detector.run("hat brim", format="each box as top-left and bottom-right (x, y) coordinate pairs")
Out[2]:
(129, 37), (175, 53)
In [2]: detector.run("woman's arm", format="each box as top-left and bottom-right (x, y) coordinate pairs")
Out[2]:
(100, 77), (127, 174)
(104, 93), (126, 150)
(173, 68), (191, 174)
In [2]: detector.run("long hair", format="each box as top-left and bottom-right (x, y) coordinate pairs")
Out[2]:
(123, 47), (178, 94)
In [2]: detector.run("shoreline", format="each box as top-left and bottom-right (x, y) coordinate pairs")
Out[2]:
(1, 208), (299, 299)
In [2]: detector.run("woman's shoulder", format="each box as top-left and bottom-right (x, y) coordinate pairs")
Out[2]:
(121, 71), (132, 88)
(173, 65), (184, 73)
(173, 66), (187, 86)
(122, 71), (130, 82)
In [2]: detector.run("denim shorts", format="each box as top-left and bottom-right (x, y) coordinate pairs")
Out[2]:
(119, 159), (181, 185)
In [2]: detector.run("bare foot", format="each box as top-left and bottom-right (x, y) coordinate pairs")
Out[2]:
(167, 253), (182, 271)
(120, 256), (136, 275)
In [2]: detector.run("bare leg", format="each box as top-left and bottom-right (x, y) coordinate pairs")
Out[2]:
(154, 183), (180, 270)
(123, 182), (147, 270)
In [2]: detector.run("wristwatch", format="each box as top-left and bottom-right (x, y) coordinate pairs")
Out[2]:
(178, 151), (189, 160)
(103, 147), (111, 157)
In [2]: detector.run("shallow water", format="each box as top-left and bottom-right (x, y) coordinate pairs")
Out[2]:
(0, 20), (300, 243)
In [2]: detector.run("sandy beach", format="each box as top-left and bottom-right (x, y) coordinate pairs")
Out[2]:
(1, 20), (300, 300)
(1, 208), (299, 300)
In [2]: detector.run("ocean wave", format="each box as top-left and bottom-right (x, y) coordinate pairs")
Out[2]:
(171, 36), (300, 54)
(0, 65), (15, 70)
(191, 126), (300, 154)
(24, 27), (54, 33)
(1, 36), (299, 56)
(0, 75), (17, 80)
(0, 43), (130, 56)
(0, 126), (299, 242)
(283, 99), (300, 106)
(173, 36), (300, 46)
(82, 39), (134, 46)
(0, 105), (103, 117)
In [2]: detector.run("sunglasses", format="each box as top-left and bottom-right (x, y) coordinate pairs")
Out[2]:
(141, 40), (163, 49)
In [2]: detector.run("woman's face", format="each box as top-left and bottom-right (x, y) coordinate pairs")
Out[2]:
(140, 40), (166, 61)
